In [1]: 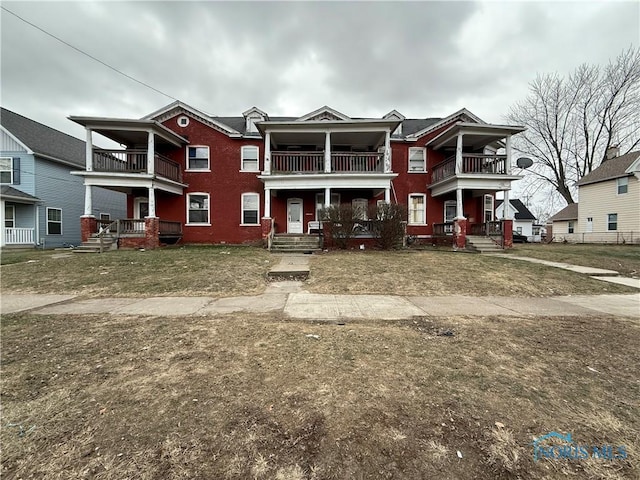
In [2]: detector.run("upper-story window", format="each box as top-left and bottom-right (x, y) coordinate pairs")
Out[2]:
(0, 157), (19, 184)
(408, 148), (426, 172)
(187, 146), (209, 170)
(241, 146), (259, 172)
(177, 116), (190, 127)
(617, 177), (628, 194)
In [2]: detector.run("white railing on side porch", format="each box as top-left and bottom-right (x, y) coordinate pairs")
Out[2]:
(4, 228), (35, 245)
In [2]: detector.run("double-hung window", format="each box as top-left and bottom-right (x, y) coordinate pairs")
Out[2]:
(408, 148), (426, 172)
(241, 193), (260, 225)
(607, 213), (618, 231)
(187, 193), (210, 224)
(617, 177), (628, 194)
(187, 146), (209, 170)
(408, 194), (426, 225)
(47, 208), (62, 235)
(241, 146), (259, 172)
(568, 221), (575, 234)
(0, 157), (18, 184)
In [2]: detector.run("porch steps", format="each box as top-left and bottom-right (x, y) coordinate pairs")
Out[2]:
(465, 235), (503, 253)
(270, 234), (321, 253)
(72, 235), (118, 254)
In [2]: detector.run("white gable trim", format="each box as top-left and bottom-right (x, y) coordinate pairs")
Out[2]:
(625, 153), (640, 173)
(296, 106), (351, 122)
(143, 101), (241, 136)
(407, 108), (486, 140)
(0, 126), (33, 154)
(383, 109), (405, 120)
(242, 106), (268, 119)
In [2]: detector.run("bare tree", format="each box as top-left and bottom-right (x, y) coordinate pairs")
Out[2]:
(506, 47), (640, 205)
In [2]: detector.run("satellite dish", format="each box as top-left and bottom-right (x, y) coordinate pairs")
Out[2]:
(516, 157), (534, 169)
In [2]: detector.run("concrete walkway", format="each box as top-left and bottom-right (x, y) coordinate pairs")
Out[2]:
(2, 286), (638, 319)
(267, 254), (311, 279)
(489, 254), (640, 289)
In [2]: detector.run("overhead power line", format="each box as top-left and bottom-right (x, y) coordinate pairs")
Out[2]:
(1, 6), (179, 101)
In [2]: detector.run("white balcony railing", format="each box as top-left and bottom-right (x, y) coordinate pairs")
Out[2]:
(4, 227), (35, 245)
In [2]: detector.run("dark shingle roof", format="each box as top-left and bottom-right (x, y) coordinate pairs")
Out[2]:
(0, 185), (40, 202)
(549, 203), (578, 222)
(212, 115), (442, 138)
(576, 151), (639, 186)
(0, 108), (85, 167)
(496, 199), (536, 220)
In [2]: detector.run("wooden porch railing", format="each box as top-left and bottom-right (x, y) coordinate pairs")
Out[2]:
(433, 222), (454, 236)
(4, 227), (35, 244)
(331, 153), (383, 172)
(159, 220), (182, 236)
(272, 152), (324, 173)
(431, 154), (508, 183)
(92, 150), (182, 183)
(470, 221), (503, 236)
(271, 151), (383, 173)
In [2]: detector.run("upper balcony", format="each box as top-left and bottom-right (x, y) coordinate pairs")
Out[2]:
(427, 122), (525, 196)
(271, 151), (384, 174)
(68, 116), (189, 195)
(93, 149), (182, 183)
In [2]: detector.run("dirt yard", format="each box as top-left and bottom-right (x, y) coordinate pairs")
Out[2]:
(2, 312), (637, 479)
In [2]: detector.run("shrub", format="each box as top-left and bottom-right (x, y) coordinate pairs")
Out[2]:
(320, 204), (362, 249)
(368, 203), (407, 249)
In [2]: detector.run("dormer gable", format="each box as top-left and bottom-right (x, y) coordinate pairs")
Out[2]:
(296, 106), (351, 122)
(383, 110), (405, 136)
(243, 107), (269, 134)
(407, 108), (485, 140)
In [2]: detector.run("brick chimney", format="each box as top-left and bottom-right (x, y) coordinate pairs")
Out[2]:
(605, 145), (620, 160)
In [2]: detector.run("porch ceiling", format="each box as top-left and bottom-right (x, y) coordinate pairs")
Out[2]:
(427, 122), (526, 151)
(270, 130), (388, 149)
(68, 117), (188, 148)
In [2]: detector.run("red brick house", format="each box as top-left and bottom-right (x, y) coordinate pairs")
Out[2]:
(69, 102), (524, 250)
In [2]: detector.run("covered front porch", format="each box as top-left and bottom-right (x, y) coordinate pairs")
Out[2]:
(69, 117), (189, 249)
(0, 186), (39, 248)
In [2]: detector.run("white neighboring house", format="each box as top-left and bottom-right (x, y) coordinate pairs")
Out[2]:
(495, 199), (537, 241)
(548, 148), (640, 243)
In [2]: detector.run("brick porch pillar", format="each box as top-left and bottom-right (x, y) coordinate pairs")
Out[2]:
(144, 217), (160, 249)
(80, 216), (97, 242)
(261, 217), (273, 240)
(502, 219), (513, 248)
(453, 217), (468, 250)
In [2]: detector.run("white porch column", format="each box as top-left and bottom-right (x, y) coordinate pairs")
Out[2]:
(148, 187), (156, 218)
(85, 128), (93, 171)
(264, 188), (271, 217)
(324, 187), (331, 207)
(147, 130), (155, 176)
(502, 190), (510, 219)
(0, 199), (5, 247)
(505, 135), (512, 175)
(324, 131), (331, 173)
(455, 132), (463, 174)
(456, 188), (465, 219)
(264, 131), (271, 175)
(384, 187), (391, 203)
(84, 185), (93, 216)
(384, 129), (391, 173)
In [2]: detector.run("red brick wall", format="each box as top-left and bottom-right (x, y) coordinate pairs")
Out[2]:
(157, 115), (265, 244)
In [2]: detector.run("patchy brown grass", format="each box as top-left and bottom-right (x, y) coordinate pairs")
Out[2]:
(0, 246), (275, 297)
(307, 250), (637, 296)
(2, 312), (638, 479)
(513, 243), (640, 277)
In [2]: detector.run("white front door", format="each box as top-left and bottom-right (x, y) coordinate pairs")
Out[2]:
(586, 217), (593, 233)
(287, 198), (303, 234)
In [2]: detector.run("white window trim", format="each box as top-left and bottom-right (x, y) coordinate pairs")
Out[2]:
(352, 198), (369, 220)
(5, 204), (15, 228)
(0, 157), (13, 184)
(315, 193), (341, 220)
(408, 193), (427, 225)
(177, 116), (190, 127)
(240, 146), (260, 173)
(607, 213), (618, 231)
(186, 192), (211, 226)
(408, 147), (426, 173)
(444, 200), (457, 223)
(186, 145), (210, 172)
(617, 177), (628, 195)
(240, 192), (260, 226)
(46, 207), (63, 235)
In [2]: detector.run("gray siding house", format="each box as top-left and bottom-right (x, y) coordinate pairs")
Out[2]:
(0, 108), (126, 248)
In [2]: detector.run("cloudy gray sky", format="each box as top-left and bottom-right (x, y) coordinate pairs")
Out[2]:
(1, 0), (638, 143)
